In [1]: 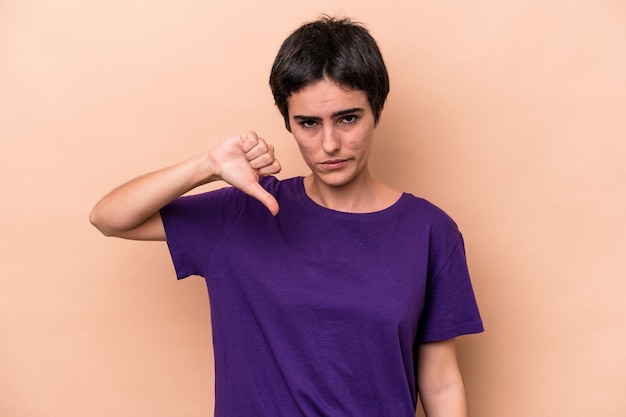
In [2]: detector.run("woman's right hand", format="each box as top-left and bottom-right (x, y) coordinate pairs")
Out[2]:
(208, 131), (282, 215)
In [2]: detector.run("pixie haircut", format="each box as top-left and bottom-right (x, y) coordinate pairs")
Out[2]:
(269, 16), (390, 131)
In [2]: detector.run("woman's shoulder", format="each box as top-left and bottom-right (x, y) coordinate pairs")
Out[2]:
(259, 176), (302, 197)
(398, 193), (461, 232)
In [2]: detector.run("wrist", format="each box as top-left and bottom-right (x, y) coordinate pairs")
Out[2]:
(185, 150), (220, 188)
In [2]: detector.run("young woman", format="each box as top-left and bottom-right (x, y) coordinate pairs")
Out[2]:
(90, 16), (483, 417)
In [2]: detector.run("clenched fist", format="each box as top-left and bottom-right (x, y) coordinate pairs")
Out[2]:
(208, 132), (282, 215)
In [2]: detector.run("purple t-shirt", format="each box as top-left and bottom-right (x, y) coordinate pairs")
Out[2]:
(161, 176), (483, 417)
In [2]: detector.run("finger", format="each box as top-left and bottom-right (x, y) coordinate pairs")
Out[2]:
(248, 150), (275, 170)
(239, 132), (259, 153)
(241, 182), (280, 216)
(245, 140), (271, 162)
(256, 159), (282, 177)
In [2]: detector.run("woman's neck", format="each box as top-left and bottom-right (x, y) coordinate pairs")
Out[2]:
(303, 171), (401, 213)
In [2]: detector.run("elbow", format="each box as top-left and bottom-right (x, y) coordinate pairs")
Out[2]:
(89, 205), (115, 237)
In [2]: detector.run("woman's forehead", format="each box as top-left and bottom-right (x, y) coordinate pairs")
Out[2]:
(287, 78), (370, 116)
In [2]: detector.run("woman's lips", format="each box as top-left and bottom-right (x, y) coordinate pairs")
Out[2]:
(320, 159), (349, 170)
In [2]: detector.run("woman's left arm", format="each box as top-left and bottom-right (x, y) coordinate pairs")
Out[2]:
(417, 338), (469, 417)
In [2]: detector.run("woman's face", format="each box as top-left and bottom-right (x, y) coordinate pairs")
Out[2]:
(287, 78), (377, 191)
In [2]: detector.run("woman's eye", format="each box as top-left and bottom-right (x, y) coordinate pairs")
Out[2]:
(300, 120), (318, 128)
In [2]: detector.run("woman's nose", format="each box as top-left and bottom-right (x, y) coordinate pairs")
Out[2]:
(322, 126), (341, 154)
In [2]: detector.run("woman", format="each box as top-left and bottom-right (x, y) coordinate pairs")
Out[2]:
(90, 16), (483, 417)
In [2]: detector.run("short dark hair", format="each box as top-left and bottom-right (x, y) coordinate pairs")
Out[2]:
(269, 16), (390, 131)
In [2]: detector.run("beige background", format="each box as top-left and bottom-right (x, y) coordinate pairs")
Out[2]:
(1, 1), (625, 416)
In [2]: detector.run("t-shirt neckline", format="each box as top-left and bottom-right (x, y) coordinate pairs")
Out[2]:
(293, 176), (410, 219)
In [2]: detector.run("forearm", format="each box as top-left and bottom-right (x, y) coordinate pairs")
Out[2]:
(90, 151), (215, 237)
(417, 339), (470, 417)
(90, 131), (281, 238)
(420, 379), (469, 417)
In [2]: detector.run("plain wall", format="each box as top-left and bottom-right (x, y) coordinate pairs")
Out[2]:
(1, 1), (625, 416)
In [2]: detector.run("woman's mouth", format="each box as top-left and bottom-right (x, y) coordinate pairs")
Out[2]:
(320, 159), (349, 170)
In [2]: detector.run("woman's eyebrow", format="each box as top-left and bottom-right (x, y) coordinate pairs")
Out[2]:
(293, 115), (321, 122)
(292, 108), (364, 121)
(331, 107), (364, 118)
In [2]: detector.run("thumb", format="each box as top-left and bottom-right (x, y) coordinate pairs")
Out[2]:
(241, 181), (280, 216)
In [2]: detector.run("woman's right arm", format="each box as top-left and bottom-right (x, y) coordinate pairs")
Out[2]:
(89, 132), (281, 241)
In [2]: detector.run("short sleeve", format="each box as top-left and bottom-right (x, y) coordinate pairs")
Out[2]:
(160, 186), (244, 279)
(417, 225), (483, 343)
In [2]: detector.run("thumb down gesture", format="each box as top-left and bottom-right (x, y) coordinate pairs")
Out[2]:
(208, 131), (282, 215)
